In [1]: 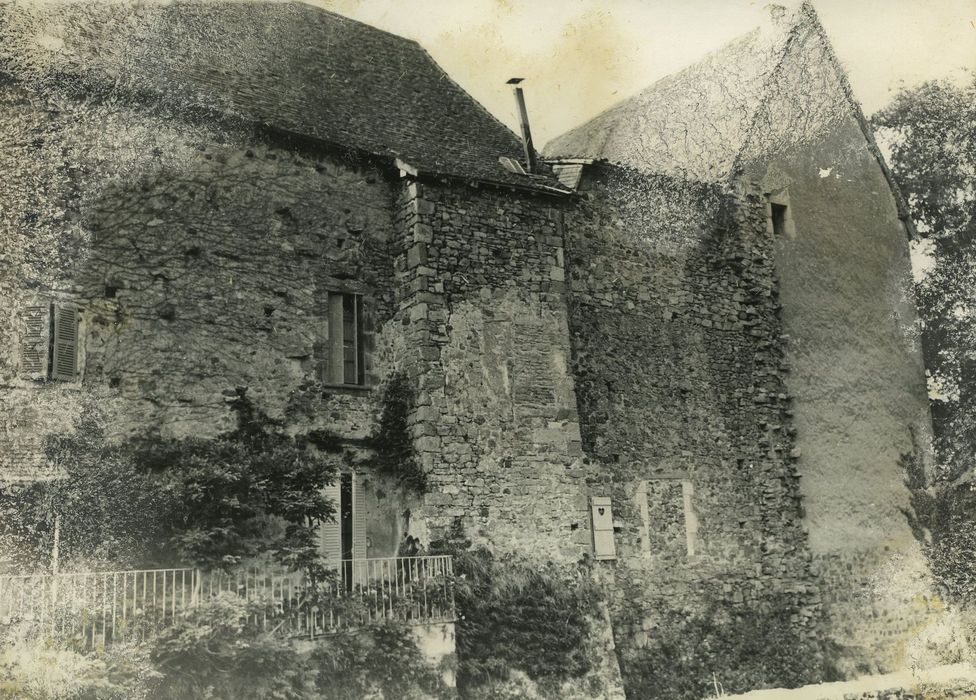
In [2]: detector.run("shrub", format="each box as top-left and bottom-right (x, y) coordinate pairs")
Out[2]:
(310, 623), (452, 700)
(446, 548), (600, 697)
(618, 593), (827, 700)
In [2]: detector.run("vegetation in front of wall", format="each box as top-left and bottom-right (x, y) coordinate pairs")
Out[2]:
(901, 436), (976, 607)
(366, 370), (427, 493)
(0, 594), (451, 700)
(428, 524), (601, 698)
(616, 590), (832, 700)
(0, 391), (336, 575)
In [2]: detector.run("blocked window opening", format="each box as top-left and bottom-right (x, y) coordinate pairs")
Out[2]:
(771, 203), (788, 237)
(317, 292), (366, 386)
(638, 478), (699, 557)
(19, 303), (81, 382)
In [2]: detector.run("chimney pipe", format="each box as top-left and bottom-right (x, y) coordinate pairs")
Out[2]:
(507, 78), (537, 174)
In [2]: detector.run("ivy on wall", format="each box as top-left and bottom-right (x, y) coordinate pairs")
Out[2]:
(431, 524), (602, 698)
(366, 371), (427, 493)
(616, 591), (834, 700)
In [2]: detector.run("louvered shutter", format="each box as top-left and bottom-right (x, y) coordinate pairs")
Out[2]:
(20, 305), (49, 378)
(51, 306), (78, 381)
(351, 473), (368, 585)
(319, 480), (342, 570)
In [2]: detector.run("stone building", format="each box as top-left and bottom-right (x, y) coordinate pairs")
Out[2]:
(545, 1), (935, 679)
(0, 0), (936, 693)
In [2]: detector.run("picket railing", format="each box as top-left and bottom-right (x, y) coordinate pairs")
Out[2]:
(0, 555), (454, 649)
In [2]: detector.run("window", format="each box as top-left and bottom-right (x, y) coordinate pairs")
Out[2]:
(771, 203), (788, 237)
(766, 191), (794, 237)
(319, 472), (367, 586)
(20, 303), (81, 381)
(318, 292), (365, 386)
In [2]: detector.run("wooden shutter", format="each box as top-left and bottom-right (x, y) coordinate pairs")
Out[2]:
(51, 306), (78, 381)
(20, 305), (49, 378)
(327, 293), (344, 384)
(342, 294), (357, 384)
(319, 480), (342, 569)
(355, 295), (366, 385)
(351, 473), (368, 585)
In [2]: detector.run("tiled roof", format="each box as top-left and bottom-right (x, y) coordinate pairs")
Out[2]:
(543, 10), (795, 183)
(0, 0), (566, 192)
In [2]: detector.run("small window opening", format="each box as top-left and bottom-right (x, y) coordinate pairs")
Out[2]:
(771, 203), (788, 236)
(104, 285), (118, 299)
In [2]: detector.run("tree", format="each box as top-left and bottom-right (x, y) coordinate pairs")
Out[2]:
(873, 76), (976, 483)
(0, 391), (336, 575)
(874, 77), (976, 604)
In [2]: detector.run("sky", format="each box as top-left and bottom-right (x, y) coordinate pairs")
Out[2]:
(314, 0), (976, 148)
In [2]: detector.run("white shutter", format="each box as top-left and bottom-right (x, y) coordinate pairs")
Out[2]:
(352, 473), (367, 560)
(319, 480), (342, 570)
(352, 473), (368, 585)
(20, 305), (49, 378)
(51, 306), (78, 381)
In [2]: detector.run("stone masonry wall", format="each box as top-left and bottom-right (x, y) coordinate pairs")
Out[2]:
(0, 80), (408, 503)
(564, 163), (822, 687)
(393, 178), (591, 560)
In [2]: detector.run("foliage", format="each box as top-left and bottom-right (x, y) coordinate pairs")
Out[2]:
(0, 620), (157, 699)
(902, 441), (976, 604)
(0, 392), (336, 574)
(439, 543), (600, 698)
(618, 592), (829, 700)
(366, 371), (427, 493)
(0, 591), (451, 700)
(874, 77), (976, 608)
(873, 76), (976, 484)
(148, 593), (318, 700)
(310, 623), (452, 700)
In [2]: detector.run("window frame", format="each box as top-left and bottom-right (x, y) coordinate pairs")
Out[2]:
(319, 291), (367, 387)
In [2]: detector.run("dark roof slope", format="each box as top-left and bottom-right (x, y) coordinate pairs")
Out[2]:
(0, 0), (563, 190)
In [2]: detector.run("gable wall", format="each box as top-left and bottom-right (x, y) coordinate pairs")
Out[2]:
(738, 15), (937, 673)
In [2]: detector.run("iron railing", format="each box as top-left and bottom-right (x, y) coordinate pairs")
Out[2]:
(0, 555), (454, 649)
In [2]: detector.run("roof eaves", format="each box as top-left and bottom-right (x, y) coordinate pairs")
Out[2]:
(397, 157), (572, 197)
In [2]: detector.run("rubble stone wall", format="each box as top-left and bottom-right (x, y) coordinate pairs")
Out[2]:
(394, 179), (591, 559)
(564, 163), (822, 683)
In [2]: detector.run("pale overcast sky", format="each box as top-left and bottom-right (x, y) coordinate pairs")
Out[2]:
(315, 0), (976, 147)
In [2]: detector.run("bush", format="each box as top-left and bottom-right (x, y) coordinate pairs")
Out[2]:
(148, 593), (317, 700)
(618, 593), (828, 700)
(446, 548), (600, 697)
(310, 624), (451, 700)
(0, 620), (157, 699)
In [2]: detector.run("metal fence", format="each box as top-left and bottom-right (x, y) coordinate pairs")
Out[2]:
(0, 555), (454, 649)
